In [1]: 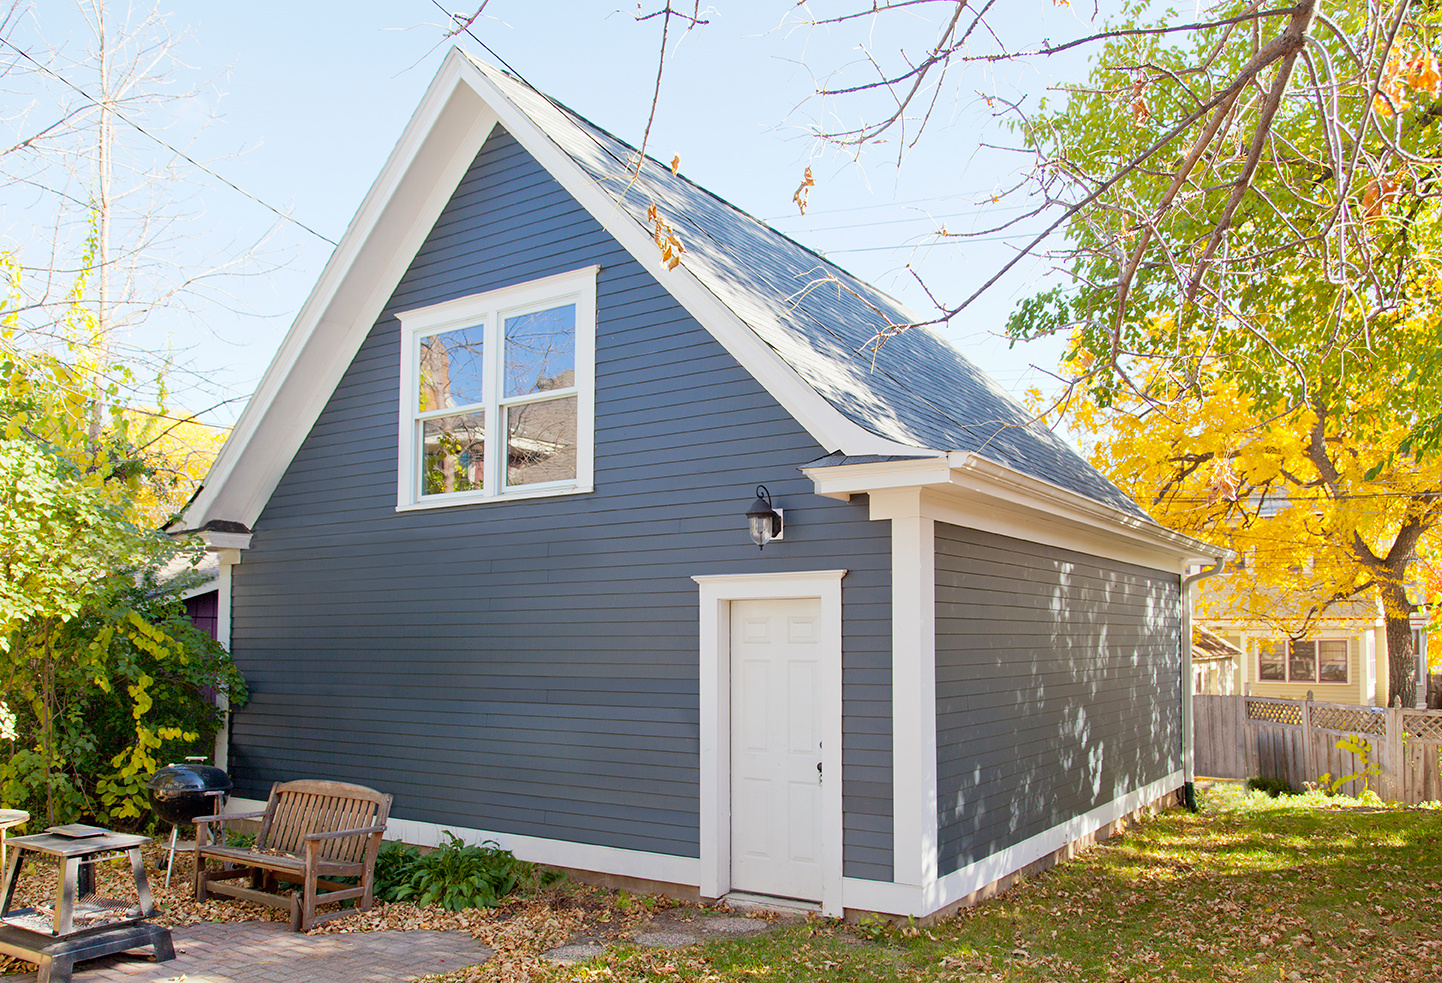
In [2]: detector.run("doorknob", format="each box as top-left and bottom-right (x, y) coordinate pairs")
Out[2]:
(817, 760), (823, 785)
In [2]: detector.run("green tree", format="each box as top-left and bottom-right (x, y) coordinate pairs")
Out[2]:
(1007, 2), (1442, 705)
(2, 265), (245, 825)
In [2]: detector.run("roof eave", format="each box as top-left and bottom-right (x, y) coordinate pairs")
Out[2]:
(180, 50), (930, 531)
(802, 450), (1229, 571)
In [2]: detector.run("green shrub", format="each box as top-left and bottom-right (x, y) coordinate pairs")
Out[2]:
(388, 833), (525, 911)
(373, 840), (422, 902)
(1246, 776), (1300, 798)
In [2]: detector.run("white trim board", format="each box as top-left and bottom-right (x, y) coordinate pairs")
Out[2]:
(838, 771), (1184, 917)
(806, 453), (1225, 574)
(223, 797), (699, 887)
(692, 570), (847, 917)
(889, 514), (937, 890)
(174, 50), (924, 533)
(227, 768), (1179, 919)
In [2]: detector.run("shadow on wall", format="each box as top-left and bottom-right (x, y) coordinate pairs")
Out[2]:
(935, 525), (1182, 876)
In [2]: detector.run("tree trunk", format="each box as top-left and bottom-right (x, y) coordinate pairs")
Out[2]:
(1383, 581), (1417, 708)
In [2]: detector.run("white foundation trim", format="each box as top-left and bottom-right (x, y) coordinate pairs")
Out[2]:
(925, 770), (1182, 912)
(692, 570), (847, 917)
(224, 798), (699, 886)
(838, 771), (1182, 917)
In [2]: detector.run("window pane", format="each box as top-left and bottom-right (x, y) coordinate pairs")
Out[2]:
(504, 304), (575, 398)
(421, 413), (485, 496)
(420, 326), (485, 411)
(1318, 640), (1349, 682)
(506, 396), (577, 487)
(1258, 641), (1287, 680)
(1289, 640), (1317, 682)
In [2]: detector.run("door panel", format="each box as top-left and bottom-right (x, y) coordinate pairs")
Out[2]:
(730, 596), (823, 901)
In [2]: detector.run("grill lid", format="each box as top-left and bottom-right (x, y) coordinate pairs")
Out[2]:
(146, 762), (232, 794)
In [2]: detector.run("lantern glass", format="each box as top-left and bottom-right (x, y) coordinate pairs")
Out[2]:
(749, 513), (773, 548)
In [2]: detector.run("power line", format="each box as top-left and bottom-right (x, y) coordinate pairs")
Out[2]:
(760, 193), (992, 222)
(0, 36), (338, 246)
(768, 206), (1034, 235)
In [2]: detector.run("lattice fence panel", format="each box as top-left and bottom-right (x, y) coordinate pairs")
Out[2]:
(1312, 705), (1386, 736)
(1247, 699), (1302, 726)
(1404, 712), (1442, 745)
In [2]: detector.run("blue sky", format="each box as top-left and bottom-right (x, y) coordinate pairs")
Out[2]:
(3, 1), (1104, 426)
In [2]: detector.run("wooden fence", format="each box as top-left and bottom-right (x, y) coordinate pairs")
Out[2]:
(1193, 694), (1442, 803)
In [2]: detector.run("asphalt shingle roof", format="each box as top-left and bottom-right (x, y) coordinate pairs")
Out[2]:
(473, 58), (1144, 517)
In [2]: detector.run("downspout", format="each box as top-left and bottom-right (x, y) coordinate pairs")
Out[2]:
(1180, 559), (1227, 812)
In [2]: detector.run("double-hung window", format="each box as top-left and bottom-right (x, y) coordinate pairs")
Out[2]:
(396, 266), (598, 509)
(1257, 638), (1349, 683)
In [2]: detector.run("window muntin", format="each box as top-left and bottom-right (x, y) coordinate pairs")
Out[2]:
(396, 267), (597, 509)
(1258, 641), (1287, 681)
(1257, 638), (1349, 684)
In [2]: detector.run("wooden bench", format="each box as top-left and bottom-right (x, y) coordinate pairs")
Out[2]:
(193, 779), (392, 931)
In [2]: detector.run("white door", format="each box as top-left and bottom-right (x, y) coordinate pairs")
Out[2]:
(730, 596), (824, 901)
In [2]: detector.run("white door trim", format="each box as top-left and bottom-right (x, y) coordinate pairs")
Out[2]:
(693, 570), (846, 917)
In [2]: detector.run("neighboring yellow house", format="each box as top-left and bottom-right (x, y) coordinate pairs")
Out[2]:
(1194, 578), (1430, 707)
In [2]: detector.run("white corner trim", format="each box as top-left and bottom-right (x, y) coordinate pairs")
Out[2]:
(693, 570), (846, 917)
(889, 507), (937, 890)
(212, 551), (239, 773)
(222, 798), (699, 886)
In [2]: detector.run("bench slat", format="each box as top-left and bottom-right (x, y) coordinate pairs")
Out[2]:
(194, 779), (391, 931)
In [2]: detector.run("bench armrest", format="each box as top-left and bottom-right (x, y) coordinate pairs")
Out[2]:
(195, 810), (266, 825)
(302, 824), (388, 842)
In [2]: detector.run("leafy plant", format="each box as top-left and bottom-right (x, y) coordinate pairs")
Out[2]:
(388, 833), (525, 911)
(372, 840), (422, 902)
(0, 347), (246, 829)
(1319, 735), (1383, 795)
(1246, 776), (1300, 798)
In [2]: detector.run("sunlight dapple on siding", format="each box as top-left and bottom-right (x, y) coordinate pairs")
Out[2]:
(229, 127), (895, 881)
(934, 524), (1182, 877)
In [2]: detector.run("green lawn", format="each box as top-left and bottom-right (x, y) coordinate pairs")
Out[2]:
(550, 784), (1442, 983)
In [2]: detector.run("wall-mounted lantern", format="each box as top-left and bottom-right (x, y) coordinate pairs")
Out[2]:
(746, 485), (784, 550)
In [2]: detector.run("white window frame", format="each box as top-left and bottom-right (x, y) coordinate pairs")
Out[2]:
(1256, 636), (1350, 684)
(395, 265), (599, 510)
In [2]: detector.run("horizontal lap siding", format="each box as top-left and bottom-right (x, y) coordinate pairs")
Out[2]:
(933, 524), (1180, 876)
(230, 127), (892, 878)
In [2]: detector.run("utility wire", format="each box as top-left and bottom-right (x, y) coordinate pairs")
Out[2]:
(0, 36), (338, 246)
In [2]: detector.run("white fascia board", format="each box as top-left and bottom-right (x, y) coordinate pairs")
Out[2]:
(198, 530), (252, 551)
(454, 57), (925, 460)
(803, 452), (1228, 573)
(180, 51), (499, 530)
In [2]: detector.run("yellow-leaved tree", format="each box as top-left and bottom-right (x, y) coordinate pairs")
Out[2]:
(1006, 3), (1442, 707)
(1047, 366), (1441, 706)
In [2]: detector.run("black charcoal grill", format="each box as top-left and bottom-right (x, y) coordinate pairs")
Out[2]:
(145, 758), (230, 888)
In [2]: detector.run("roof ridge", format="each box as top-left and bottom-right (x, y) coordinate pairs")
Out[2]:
(462, 53), (921, 320)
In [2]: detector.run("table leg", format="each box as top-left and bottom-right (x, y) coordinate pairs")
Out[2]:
(55, 857), (77, 936)
(129, 848), (155, 917)
(0, 850), (25, 916)
(36, 951), (73, 983)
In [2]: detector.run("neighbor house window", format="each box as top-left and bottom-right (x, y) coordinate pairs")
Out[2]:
(395, 266), (598, 509)
(1257, 639), (1348, 683)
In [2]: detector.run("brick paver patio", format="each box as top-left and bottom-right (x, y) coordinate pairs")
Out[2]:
(4, 921), (494, 983)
